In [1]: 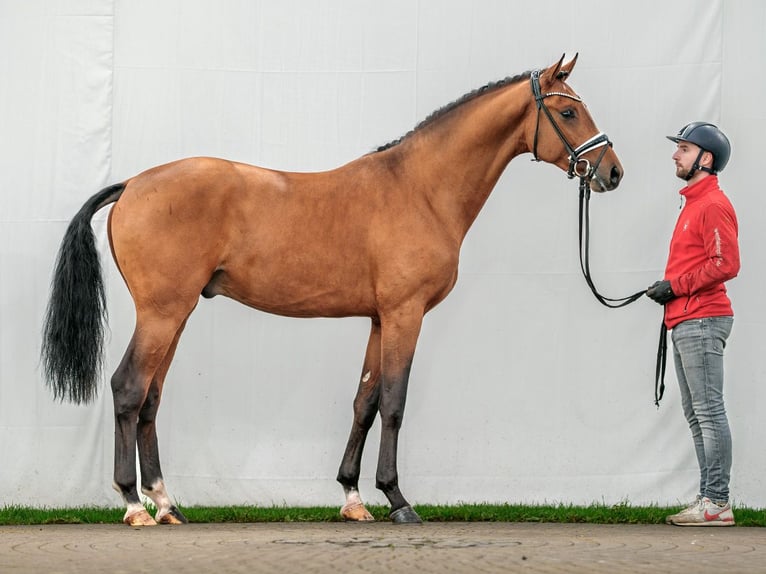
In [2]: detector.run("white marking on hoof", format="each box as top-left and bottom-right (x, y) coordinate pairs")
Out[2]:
(123, 505), (157, 527)
(341, 501), (374, 522)
(341, 488), (374, 521)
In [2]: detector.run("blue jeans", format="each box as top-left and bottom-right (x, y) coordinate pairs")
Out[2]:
(671, 316), (733, 504)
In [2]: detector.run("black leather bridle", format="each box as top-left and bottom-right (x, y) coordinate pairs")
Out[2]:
(529, 69), (644, 308)
(529, 70), (666, 406)
(530, 69), (612, 181)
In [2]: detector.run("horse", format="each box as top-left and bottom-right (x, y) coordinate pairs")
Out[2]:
(42, 54), (623, 526)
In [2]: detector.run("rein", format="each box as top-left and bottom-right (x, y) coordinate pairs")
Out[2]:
(530, 70), (667, 407)
(577, 180), (646, 308)
(579, 179), (667, 407)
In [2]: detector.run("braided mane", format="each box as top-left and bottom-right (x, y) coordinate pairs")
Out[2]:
(376, 71), (532, 152)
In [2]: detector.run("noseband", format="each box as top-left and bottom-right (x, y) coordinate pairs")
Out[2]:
(529, 69), (612, 181)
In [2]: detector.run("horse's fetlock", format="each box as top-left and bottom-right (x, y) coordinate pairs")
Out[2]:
(336, 468), (357, 488)
(375, 476), (398, 493)
(112, 480), (139, 502)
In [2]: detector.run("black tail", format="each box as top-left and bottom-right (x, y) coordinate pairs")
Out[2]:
(41, 183), (126, 404)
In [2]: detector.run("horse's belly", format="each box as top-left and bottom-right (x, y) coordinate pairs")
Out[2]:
(212, 264), (377, 319)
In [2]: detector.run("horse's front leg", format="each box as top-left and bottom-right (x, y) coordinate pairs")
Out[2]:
(376, 309), (424, 524)
(337, 320), (381, 521)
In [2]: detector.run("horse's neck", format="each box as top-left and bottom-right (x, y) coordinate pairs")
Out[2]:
(400, 83), (530, 242)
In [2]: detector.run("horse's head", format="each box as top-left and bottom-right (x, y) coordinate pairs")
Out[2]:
(528, 54), (623, 192)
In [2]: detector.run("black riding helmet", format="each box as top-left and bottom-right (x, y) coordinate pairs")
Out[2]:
(667, 122), (731, 180)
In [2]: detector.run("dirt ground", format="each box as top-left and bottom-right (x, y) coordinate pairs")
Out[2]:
(2, 521), (766, 573)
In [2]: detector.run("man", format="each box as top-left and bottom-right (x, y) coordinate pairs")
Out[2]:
(646, 122), (739, 526)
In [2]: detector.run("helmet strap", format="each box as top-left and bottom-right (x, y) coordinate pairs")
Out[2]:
(685, 149), (715, 180)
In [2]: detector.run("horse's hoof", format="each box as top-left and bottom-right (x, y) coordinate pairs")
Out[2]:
(157, 506), (188, 525)
(124, 508), (157, 527)
(340, 501), (375, 522)
(389, 505), (422, 524)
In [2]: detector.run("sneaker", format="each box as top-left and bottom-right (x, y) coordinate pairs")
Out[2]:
(665, 495), (702, 525)
(668, 497), (735, 526)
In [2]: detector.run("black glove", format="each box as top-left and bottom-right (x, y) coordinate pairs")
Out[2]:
(646, 280), (675, 305)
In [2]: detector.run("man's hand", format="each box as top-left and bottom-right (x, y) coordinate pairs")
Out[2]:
(646, 280), (675, 305)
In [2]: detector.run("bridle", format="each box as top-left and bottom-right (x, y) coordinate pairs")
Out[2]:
(530, 69), (612, 181)
(530, 70), (666, 406)
(529, 69), (644, 308)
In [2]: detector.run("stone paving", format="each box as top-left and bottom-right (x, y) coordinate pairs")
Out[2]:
(2, 522), (765, 573)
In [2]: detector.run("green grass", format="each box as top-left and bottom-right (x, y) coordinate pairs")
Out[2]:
(1, 503), (764, 526)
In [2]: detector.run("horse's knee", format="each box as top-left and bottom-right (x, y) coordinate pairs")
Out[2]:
(353, 399), (378, 429)
(378, 371), (410, 430)
(379, 405), (405, 431)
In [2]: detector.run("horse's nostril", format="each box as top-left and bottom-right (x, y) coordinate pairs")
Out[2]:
(610, 165), (622, 186)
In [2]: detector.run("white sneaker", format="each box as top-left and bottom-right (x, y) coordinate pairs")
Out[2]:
(665, 495), (702, 525)
(667, 497), (735, 526)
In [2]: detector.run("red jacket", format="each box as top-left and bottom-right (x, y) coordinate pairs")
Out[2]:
(663, 175), (739, 329)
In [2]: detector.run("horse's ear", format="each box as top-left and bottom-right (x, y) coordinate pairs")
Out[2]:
(542, 53), (578, 86)
(558, 53), (578, 80)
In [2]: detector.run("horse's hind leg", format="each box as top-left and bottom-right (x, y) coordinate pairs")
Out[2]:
(111, 313), (188, 526)
(337, 320), (381, 522)
(137, 319), (190, 525)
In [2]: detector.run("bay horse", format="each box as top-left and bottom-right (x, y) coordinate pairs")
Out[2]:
(42, 55), (623, 526)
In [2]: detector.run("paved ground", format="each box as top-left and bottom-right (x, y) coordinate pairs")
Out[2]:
(2, 522), (765, 573)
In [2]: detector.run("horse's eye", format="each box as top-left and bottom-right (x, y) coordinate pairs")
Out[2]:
(561, 109), (576, 119)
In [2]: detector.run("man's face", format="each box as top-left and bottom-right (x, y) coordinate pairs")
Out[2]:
(671, 141), (702, 180)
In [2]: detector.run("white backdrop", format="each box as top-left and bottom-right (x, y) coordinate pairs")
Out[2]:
(1, 0), (764, 510)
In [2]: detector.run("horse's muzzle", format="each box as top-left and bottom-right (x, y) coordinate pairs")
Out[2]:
(591, 162), (623, 192)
